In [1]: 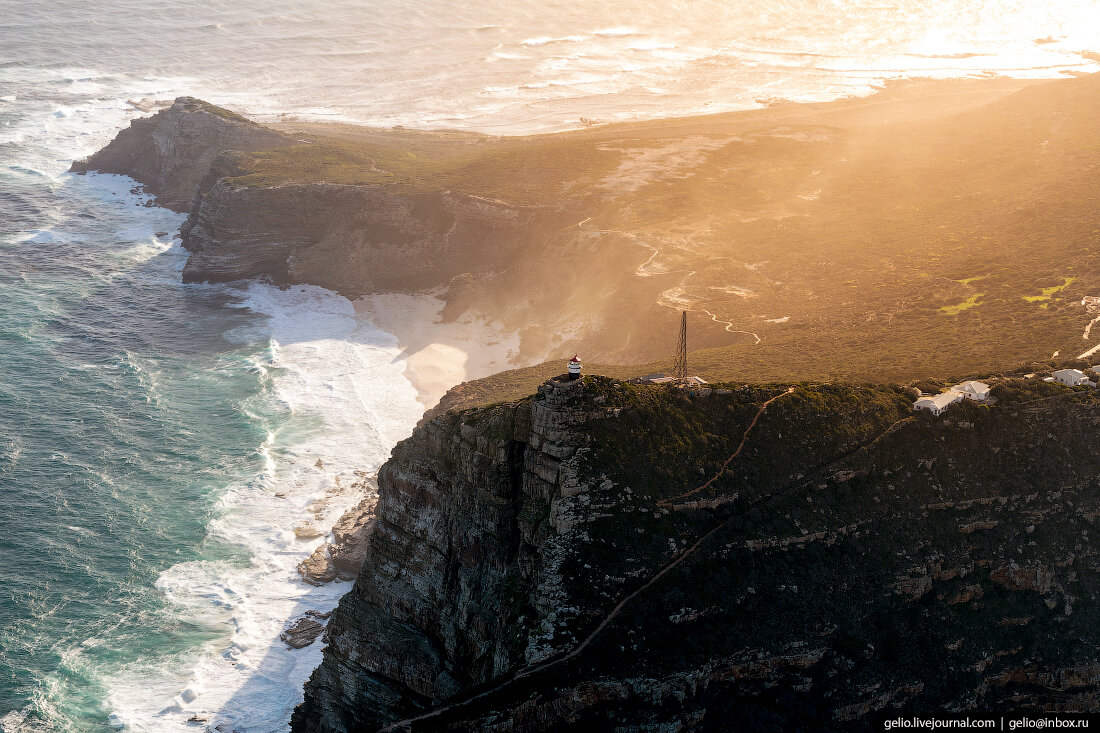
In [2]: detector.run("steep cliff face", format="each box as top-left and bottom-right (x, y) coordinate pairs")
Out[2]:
(294, 376), (1100, 731)
(179, 180), (576, 297)
(73, 97), (586, 311)
(291, 377), (600, 729)
(70, 97), (294, 211)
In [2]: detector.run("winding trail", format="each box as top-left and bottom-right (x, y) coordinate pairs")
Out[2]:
(378, 390), (925, 732)
(599, 227), (764, 344)
(698, 308), (762, 344)
(659, 387), (794, 506)
(1082, 314), (1100, 341)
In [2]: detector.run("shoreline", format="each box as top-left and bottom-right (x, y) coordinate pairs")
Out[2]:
(354, 292), (528, 411)
(271, 74), (1043, 141)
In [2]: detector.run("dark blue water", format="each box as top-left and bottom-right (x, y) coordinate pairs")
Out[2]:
(0, 166), (271, 729)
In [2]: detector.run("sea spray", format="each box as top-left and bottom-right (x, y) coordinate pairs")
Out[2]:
(105, 283), (425, 731)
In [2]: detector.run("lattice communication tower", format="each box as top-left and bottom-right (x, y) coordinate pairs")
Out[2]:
(674, 310), (688, 383)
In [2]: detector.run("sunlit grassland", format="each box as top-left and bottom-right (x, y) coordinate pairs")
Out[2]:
(214, 75), (1100, 411)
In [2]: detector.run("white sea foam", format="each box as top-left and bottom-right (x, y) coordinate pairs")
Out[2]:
(357, 291), (525, 410)
(6, 3), (1100, 729)
(105, 283), (425, 732)
(592, 26), (639, 37)
(521, 35), (586, 47)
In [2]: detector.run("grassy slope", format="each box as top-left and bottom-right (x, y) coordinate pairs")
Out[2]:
(220, 75), (1100, 408)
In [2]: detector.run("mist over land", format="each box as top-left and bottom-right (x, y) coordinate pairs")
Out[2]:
(5, 2), (1100, 731)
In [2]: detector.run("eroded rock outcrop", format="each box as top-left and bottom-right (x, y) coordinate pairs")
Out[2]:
(70, 97), (294, 211)
(293, 378), (1100, 731)
(179, 180), (575, 297)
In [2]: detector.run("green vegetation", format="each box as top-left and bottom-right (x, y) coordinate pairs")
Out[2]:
(209, 74), (1100, 407)
(180, 98), (252, 124)
(230, 126), (621, 205)
(939, 293), (985, 315)
(1022, 277), (1076, 303)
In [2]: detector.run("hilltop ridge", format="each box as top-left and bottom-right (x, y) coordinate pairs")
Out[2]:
(72, 75), (1100, 389)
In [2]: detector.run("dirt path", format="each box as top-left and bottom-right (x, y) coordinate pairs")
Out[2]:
(599, 228), (764, 345)
(698, 308), (762, 344)
(1077, 339), (1100, 361)
(659, 387), (794, 507)
(379, 501), (744, 733)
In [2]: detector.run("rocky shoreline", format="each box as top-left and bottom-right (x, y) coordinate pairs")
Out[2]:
(70, 83), (1100, 730)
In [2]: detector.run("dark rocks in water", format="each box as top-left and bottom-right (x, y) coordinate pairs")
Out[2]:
(281, 615), (328, 650)
(298, 480), (379, 585)
(293, 376), (1100, 731)
(328, 495), (376, 579)
(297, 544), (338, 586)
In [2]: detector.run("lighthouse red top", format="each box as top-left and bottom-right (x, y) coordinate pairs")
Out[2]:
(569, 355), (581, 363)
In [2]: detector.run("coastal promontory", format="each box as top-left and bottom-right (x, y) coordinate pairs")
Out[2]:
(72, 76), (1100, 385)
(293, 375), (1100, 730)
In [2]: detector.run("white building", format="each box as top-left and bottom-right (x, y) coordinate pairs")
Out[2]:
(638, 374), (708, 385)
(913, 390), (964, 416)
(567, 355), (582, 380)
(1052, 368), (1089, 386)
(952, 380), (991, 401)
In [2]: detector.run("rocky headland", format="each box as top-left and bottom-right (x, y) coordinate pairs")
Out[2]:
(290, 375), (1100, 730)
(70, 96), (296, 212)
(71, 78), (1100, 730)
(71, 76), (1100, 383)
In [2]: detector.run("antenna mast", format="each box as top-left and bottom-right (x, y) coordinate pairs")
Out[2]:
(674, 310), (688, 383)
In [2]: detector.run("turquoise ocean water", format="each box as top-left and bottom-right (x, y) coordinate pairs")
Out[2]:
(2, 1), (1099, 730)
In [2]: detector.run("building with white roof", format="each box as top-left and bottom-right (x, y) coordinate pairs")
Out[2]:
(1053, 368), (1089, 386)
(913, 390), (964, 416)
(952, 380), (991, 401)
(912, 379), (993, 417)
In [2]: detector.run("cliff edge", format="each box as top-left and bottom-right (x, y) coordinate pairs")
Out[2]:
(71, 77), (1100, 377)
(70, 97), (295, 212)
(293, 375), (1100, 731)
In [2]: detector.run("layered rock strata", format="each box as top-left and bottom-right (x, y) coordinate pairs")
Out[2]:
(293, 377), (1100, 731)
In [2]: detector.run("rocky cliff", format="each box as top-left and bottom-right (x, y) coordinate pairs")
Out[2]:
(72, 77), (1100, 376)
(178, 179), (575, 297)
(72, 97), (584, 313)
(293, 376), (1100, 731)
(70, 97), (295, 211)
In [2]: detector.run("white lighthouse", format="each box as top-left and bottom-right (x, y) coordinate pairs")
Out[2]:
(567, 354), (582, 380)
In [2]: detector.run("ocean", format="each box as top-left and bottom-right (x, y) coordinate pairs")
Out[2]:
(0, 1), (1097, 731)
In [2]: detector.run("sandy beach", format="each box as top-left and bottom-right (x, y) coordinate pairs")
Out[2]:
(355, 293), (525, 410)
